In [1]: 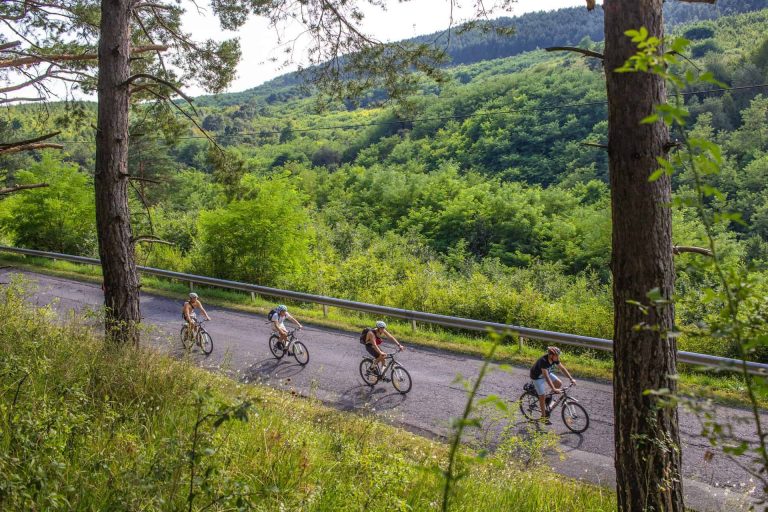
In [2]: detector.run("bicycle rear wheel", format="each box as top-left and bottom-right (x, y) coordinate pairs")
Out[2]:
(180, 325), (192, 349)
(269, 334), (285, 359)
(519, 391), (543, 421)
(292, 341), (309, 366)
(562, 400), (589, 433)
(359, 358), (379, 386)
(391, 364), (412, 394)
(199, 331), (213, 355)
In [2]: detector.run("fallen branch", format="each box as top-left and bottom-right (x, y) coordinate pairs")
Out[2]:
(0, 183), (48, 195)
(545, 46), (604, 60)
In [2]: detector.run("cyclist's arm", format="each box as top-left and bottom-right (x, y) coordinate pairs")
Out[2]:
(273, 318), (286, 334)
(542, 368), (560, 392)
(560, 363), (575, 383)
(382, 328), (404, 350)
(286, 312), (303, 329)
(182, 304), (193, 322)
(197, 302), (211, 321)
(366, 331), (385, 356)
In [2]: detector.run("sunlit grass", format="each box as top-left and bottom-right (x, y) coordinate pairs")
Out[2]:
(0, 276), (615, 511)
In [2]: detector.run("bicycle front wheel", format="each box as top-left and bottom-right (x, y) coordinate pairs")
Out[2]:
(359, 358), (379, 386)
(391, 364), (412, 394)
(180, 325), (192, 349)
(562, 400), (589, 433)
(292, 341), (310, 366)
(199, 331), (213, 355)
(519, 391), (543, 421)
(269, 334), (285, 359)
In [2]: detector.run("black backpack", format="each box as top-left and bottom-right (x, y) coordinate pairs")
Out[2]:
(267, 308), (278, 322)
(359, 327), (373, 344)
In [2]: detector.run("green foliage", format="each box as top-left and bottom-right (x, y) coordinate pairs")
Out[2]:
(193, 179), (313, 286)
(0, 154), (96, 255)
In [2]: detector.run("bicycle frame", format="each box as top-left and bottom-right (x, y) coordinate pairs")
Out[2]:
(546, 384), (578, 411)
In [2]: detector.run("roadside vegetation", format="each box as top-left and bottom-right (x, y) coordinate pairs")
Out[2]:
(0, 279), (615, 511)
(1, 252), (762, 409)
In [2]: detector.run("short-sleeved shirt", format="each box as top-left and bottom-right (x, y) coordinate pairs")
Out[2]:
(530, 354), (559, 380)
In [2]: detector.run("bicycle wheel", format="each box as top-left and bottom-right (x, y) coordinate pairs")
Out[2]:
(199, 331), (213, 355)
(292, 341), (310, 366)
(269, 334), (286, 359)
(359, 358), (379, 386)
(180, 325), (192, 349)
(561, 400), (590, 433)
(519, 391), (543, 421)
(391, 363), (412, 394)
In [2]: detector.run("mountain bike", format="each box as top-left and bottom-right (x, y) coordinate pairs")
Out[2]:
(359, 349), (412, 394)
(180, 318), (213, 355)
(519, 382), (589, 433)
(268, 328), (309, 366)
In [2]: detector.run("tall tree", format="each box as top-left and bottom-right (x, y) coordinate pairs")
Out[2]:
(601, 0), (716, 509)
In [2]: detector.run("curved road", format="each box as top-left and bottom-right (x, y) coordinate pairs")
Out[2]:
(4, 268), (763, 511)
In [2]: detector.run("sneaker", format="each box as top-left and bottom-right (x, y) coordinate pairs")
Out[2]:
(546, 396), (555, 410)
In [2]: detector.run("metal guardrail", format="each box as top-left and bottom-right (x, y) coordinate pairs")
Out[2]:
(2, 245), (767, 376)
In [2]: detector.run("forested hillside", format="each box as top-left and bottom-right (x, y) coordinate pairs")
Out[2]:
(2, 8), (768, 361)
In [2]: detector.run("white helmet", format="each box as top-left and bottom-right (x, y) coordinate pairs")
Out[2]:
(375, 320), (386, 329)
(189, 292), (199, 300)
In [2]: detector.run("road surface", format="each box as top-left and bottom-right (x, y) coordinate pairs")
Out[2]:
(3, 268), (763, 511)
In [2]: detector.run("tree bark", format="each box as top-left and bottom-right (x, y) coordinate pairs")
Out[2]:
(604, 1), (683, 510)
(95, 0), (141, 345)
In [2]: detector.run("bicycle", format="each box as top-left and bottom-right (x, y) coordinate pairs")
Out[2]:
(180, 317), (213, 355)
(359, 349), (412, 394)
(268, 328), (310, 366)
(518, 382), (589, 433)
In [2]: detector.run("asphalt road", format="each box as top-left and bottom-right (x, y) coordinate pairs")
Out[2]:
(3, 268), (764, 511)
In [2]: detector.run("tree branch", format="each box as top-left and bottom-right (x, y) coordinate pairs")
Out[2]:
(124, 73), (193, 104)
(0, 183), (48, 195)
(582, 142), (608, 149)
(0, 45), (168, 69)
(131, 236), (174, 246)
(128, 174), (161, 184)
(673, 245), (714, 257)
(545, 46), (604, 60)
(0, 142), (63, 155)
(0, 131), (60, 150)
(0, 41), (21, 52)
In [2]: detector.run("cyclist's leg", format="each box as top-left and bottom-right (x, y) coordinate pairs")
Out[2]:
(533, 378), (549, 417)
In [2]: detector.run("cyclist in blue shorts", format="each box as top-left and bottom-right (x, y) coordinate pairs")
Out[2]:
(530, 346), (576, 422)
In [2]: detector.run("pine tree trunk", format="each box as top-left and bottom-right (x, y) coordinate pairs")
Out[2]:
(95, 0), (141, 345)
(604, 1), (684, 510)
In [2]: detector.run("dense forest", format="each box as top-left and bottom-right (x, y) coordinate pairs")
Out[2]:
(2, 7), (768, 360)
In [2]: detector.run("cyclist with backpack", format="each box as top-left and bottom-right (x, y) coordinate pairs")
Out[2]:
(530, 346), (576, 423)
(269, 304), (303, 348)
(361, 321), (404, 372)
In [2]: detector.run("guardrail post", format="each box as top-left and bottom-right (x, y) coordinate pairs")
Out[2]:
(251, 292), (256, 302)
(189, 281), (194, 292)
(411, 318), (417, 333)
(323, 304), (328, 318)
(519, 336), (525, 352)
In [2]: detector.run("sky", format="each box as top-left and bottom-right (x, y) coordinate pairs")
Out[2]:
(182, 0), (588, 96)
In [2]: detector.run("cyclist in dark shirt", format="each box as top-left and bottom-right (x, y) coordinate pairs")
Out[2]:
(529, 346), (576, 422)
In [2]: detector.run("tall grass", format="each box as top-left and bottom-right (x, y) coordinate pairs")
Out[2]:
(0, 278), (615, 510)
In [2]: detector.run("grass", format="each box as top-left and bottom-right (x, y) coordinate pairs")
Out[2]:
(1, 252), (765, 409)
(0, 276), (616, 511)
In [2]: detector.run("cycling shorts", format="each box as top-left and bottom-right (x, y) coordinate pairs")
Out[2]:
(533, 373), (561, 396)
(365, 343), (381, 358)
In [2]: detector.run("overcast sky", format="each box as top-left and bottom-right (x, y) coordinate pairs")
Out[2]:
(182, 0), (588, 96)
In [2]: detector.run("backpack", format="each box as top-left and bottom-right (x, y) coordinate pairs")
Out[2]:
(359, 327), (373, 344)
(267, 308), (278, 322)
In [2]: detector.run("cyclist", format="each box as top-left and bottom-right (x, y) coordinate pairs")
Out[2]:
(529, 346), (576, 423)
(182, 292), (211, 340)
(270, 305), (303, 347)
(364, 321), (404, 373)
